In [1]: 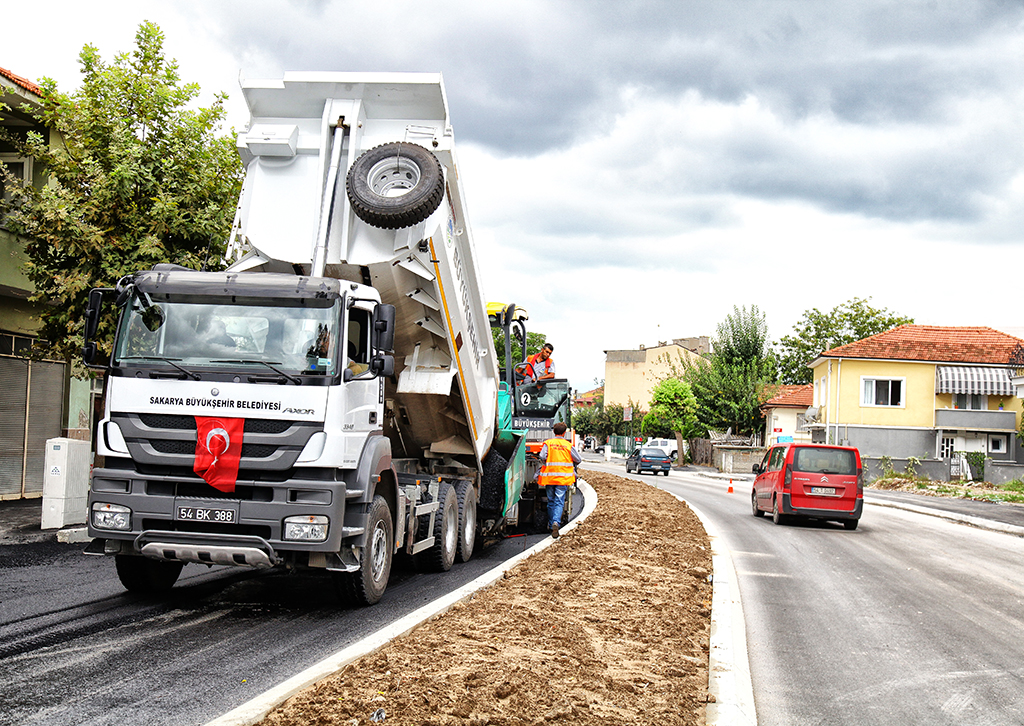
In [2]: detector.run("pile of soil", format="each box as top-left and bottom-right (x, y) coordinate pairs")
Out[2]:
(260, 469), (713, 726)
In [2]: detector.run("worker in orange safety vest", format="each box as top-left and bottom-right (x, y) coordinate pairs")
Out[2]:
(514, 342), (555, 384)
(536, 421), (580, 538)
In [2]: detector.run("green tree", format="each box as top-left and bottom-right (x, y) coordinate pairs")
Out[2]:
(683, 305), (778, 437)
(490, 326), (547, 375)
(641, 378), (703, 440)
(571, 405), (597, 437)
(776, 297), (914, 384)
(576, 399), (644, 441)
(0, 21), (242, 366)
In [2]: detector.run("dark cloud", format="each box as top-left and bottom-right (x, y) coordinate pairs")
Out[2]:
(199, 0), (1024, 223)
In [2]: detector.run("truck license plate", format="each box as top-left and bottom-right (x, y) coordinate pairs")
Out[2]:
(810, 486), (836, 496)
(176, 505), (236, 523)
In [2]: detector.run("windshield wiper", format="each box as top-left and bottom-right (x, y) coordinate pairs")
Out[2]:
(121, 355), (200, 381)
(210, 359), (303, 385)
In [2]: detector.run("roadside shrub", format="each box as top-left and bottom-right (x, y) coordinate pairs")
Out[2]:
(1001, 479), (1024, 493)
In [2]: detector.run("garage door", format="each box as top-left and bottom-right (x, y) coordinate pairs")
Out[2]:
(0, 357), (66, 498)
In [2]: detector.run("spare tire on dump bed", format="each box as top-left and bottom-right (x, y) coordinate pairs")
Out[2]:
(346, 142), (445, 229)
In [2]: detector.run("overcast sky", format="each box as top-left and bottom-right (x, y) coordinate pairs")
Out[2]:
(7, 1), (1024, 390)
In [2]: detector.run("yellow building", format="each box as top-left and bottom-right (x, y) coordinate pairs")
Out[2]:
(603, 337), (709, 410)
(809, 326), (1024, 461)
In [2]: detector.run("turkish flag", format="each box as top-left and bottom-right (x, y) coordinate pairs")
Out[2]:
(194, 417), (245, 493)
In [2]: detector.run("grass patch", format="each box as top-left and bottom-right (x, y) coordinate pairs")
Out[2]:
(1001, 479), (1024, 494)
(869, 477), (1024, 504)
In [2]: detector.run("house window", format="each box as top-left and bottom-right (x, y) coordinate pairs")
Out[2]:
(940, 436), (955, 459)
(0, 154), (32, 200)
(953, 393), (986, 410)
(862, 377), (904, 407)
(989, 435), (1007, 454)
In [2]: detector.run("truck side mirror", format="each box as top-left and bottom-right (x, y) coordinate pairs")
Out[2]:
(84, 288), (109, 341)
(372, 304), (396, 353)
(370, 353), (395, 377)
(82, 341), (98, 366)
(83, 288), (113, 367)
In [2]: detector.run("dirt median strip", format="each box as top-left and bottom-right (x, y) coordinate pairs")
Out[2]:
(255, 470), (713, 726)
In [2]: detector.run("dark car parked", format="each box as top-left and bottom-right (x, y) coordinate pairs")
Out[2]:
(625, 447), (673, 476)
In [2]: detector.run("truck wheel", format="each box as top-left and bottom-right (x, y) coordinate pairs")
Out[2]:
(335, 495), (394, 606)
(114, 554), (183, 594)
(479, 450), (507, 512)
(454, 480), (477, 563)
(843, 519), (860, 531)
(416, 481), (459, 572)
(346, 142), (445, 229)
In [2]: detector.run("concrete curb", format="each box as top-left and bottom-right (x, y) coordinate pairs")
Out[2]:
(865, 496), (1024, 537)
(204, 479), (599, 726)
(56, 527), (90, 544)
(667, 496), (757, 726)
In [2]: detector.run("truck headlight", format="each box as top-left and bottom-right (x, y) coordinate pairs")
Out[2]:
(92, 502), (131, 531)
(283, 515), (329, 542)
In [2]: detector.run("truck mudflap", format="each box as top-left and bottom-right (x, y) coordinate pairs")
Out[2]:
(134, 530), (279, 569)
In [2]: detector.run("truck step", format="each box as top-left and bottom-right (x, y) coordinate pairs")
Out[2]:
(341, 526), (365, 538)
(345, 488), (366, 499)
(410, 536), (435, 555)
(414, 501), (438, 516)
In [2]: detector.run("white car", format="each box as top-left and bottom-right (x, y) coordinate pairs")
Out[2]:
(645, 438), (678, 459)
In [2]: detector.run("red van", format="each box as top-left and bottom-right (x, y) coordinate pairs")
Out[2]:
(751, 443), (863, 529)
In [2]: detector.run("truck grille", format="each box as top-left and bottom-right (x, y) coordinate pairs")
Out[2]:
(139, 413), (293, 435)
(151, 439), (278, 459)
(114, 412), (322, 471)
(141, 518), (272, 539)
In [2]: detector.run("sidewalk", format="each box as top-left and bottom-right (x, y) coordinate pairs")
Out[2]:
(0, 497), (50, 545)
(865, 488), (1024, 537)
(0, 497), (89, 545)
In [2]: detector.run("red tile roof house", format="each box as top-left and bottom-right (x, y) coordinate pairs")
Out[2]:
(759, 384), (813, 447)
(808, 325), (1024, 482)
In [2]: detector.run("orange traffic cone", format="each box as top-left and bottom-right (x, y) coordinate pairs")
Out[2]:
(728, 478), (734, 493)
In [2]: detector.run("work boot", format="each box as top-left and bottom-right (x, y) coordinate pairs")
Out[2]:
(551, 523), (560, 538)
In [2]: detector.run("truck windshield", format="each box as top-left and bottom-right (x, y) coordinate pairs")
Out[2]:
(514, 380), (571, 421)
(113, 297), (343, 376)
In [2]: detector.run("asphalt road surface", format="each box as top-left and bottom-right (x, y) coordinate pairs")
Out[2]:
(0, 526), (551, 726)
(582, 456), (1024, 726)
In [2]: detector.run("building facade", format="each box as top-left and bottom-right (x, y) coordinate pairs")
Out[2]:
(760, 384), (813, 447)
(808, 326), (1024, 463)
(1, 66), (94, 499)
(603, 336), (709, 409)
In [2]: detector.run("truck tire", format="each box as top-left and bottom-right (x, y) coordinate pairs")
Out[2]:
(416, 481), (458, 572)
(454, 479), (477, 563)
(335, 495), (394, 606)
(346, 142), (445, 229)
(479, 450), (507, 512)
(114, 554), (183, 594)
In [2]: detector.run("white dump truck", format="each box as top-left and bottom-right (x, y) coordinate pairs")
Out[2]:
(82, 73), (526, 605)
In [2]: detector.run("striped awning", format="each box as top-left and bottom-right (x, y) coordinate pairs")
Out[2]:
(935, 366), (1013, 396)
